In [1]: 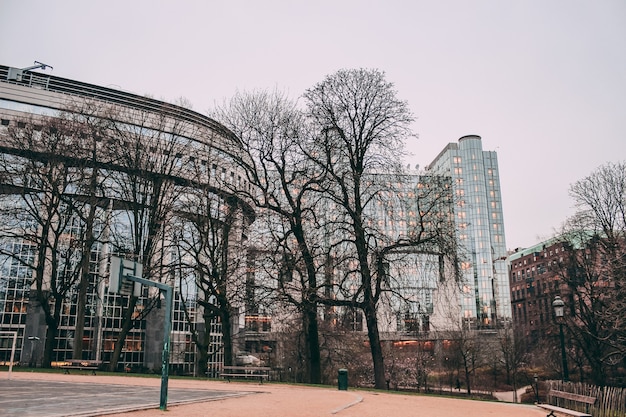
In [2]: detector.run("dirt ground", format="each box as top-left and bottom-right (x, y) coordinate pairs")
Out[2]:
(6, 371), (547, 417)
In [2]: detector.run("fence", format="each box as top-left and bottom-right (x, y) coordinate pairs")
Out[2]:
(546, 380), (626, 417)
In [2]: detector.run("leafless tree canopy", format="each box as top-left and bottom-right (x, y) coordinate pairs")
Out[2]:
(557, 161), (626, 385)
(212, 90), (326, 383)
(302, 69), (420, 389)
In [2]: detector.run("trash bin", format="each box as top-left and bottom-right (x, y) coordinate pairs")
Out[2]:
(338, 368), (348, 390)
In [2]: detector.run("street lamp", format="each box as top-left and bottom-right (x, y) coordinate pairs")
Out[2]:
(27, 336), (40, 368)
(533, 373), (539, 404)
(552, 296), (569, 382)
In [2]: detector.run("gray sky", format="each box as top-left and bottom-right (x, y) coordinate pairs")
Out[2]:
(1, 0), (625, 250)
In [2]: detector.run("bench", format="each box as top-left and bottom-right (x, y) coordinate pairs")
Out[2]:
(537, 389), (596, 417)
(221, 366), (271, 383)
(59, 360), (102, 375)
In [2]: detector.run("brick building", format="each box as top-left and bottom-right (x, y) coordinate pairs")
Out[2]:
(508, 239), (567, 343)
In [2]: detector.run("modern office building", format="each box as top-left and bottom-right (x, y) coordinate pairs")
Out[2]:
(426, 135), (511, 329)
(0, 64), (513, 377)
(240, 137), (511, 357)
(0, 64), (253, 374)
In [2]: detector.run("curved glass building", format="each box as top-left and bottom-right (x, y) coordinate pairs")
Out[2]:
(0, 64), (253, 374)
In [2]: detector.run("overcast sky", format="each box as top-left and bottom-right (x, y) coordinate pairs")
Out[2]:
(1, 0), (625, 250)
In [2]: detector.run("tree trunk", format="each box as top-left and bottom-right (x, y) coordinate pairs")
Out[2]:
(355, 215), (386, 389)
(42, 324), (57, 368)
(196, 320), (210, 376)
(363, 297), (386, 389)
(464, 358), (472, 395)
(303, 303), (322, 384)
(72, 267), (89, 359)
(109, 295), (138, 372)
(221, 309), (234, 367)
(41, 295), (62, 368)
(72, 181), (98, 360)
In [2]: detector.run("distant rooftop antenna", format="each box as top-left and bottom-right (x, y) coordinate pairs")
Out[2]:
(22, 61), (53, 72)
(7, 61), (53, 82)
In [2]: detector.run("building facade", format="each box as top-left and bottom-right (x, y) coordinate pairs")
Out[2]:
(0, 64), (253, 374)
(0, 65), (513, 377)
(426, 135), (511, 329)
(507, 239), (564, 343)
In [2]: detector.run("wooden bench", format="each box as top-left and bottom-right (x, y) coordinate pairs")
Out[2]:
(221, 366), (271, 383)
(537, 389), (596, 417)
(59, 360), (102, 375)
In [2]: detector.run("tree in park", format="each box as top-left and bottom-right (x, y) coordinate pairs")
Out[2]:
(173, 181), (251, 374)
(212, 90), (326, 384)
(497, 323), (529, 401)
(554, 161), (626, 386)
(60, 101), (117, 361)
(0, 108), (109, 366)
(105, 103), (192, 372)
(302, 68), (436, 389)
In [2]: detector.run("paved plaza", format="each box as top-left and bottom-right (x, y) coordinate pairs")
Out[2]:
(0, 378), (250, 417)
(1, 370), (547, 417)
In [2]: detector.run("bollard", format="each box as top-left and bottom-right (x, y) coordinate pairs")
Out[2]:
(338, 368), (348, 390)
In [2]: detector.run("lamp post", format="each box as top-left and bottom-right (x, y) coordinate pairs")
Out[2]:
(552, 296), (569, 382)
(534, 373), (539, 404)
(27, 336), (40, 368)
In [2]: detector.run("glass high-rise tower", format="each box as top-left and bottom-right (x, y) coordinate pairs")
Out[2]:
(426, 135), (511, 328)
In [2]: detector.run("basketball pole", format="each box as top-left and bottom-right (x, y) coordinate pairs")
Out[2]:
(124, 274), (173, 411)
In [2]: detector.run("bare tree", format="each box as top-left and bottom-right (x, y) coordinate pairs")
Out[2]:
(212, 90), (326, 384)
(213, 72), (458, 388)
(497, 323), (529, 400)
(105, 103), (192, 371)
(555, 161), (626, 385)
(0, 113), (92, 366)
(444, 318), (483, 395)
(59, 101), (117, 361)
(173, 181), (249, 373)
(301, 68), (416, 389)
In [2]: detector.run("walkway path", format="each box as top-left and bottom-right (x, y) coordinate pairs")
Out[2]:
(493, 385), (532, 403)
(2, 371), (547, 417)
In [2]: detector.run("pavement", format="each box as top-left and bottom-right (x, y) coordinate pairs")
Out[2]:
(492, 385), (532, 402)
(0, 378), (250, 417)
(1, 370), (548, 417)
